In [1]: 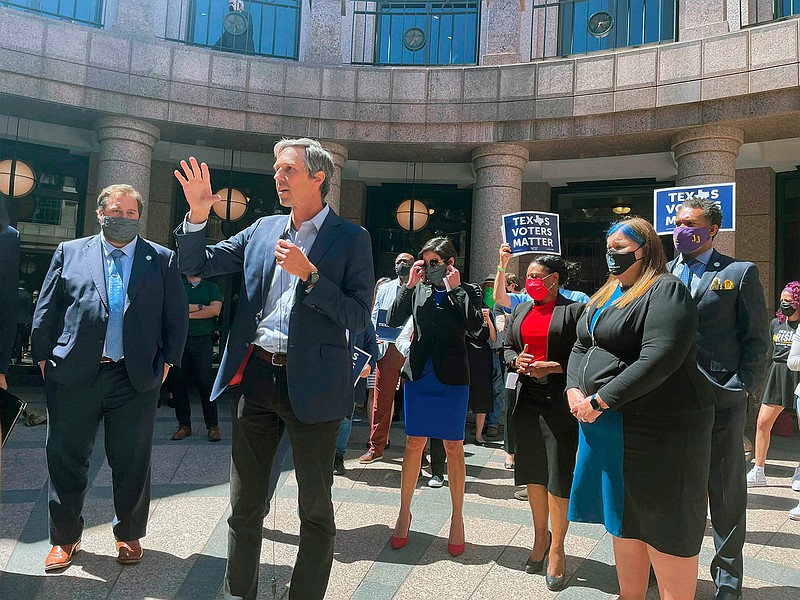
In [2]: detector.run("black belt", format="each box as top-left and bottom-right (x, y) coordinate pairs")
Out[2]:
(252, 345), (287, 367)
(100, 357), (124, 364)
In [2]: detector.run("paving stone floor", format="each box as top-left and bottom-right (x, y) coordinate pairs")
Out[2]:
(1, 387), (798, 599)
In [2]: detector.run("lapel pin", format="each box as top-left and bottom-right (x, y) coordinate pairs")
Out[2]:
(713, 262), (720, 267)
(710, 278), (722, 290)
(146, 255), (152, 261)
(723, 279), (734, 290)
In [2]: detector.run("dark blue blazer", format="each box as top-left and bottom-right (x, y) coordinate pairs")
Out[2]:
(0, 226), (20, 374)
(174, 209), (374, 424)
(31, 235), (188, 392)
(668, 249), (769, 400)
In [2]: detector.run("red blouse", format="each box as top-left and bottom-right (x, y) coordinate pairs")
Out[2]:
(519, 300), (556, 361)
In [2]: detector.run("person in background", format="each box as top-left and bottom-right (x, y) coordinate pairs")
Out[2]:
(361, 276), (392, 427)
(465, 287), (496, 446)
(13, 280), (32, 364)
(334, 322), (380, 475)
(170, 274), (223, 442)
(747, 281), (800, 489)
(503, 254), (583, 591)
(786, 327), (800, 520)
(568, 217), (714, 600)
(0, 201), (20, 391)
(494, 243), (590, 313)
(667, 198), (769, 600)
(480, 275), (505, 439)
(387, 236), (481, 557)
(360, 253), (415, 464)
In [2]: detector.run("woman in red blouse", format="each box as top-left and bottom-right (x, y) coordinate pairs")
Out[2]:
(502, 255), (585, 591)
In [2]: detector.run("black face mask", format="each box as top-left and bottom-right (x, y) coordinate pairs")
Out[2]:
(780, 301), (797, 318)
(606, 248), (641, 276)
(395, 263), (411, 279)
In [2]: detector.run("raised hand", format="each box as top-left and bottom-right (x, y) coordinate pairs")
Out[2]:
(174, 157), (222, 224)
(499, 242), (513, 268)
(444, 265), (461, 289)
(407, 260), (425, 288)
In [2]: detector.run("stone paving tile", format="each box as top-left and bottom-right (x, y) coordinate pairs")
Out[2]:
(0, 501), (34, 571)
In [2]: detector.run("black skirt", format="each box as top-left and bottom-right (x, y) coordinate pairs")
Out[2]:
(512, 378), (578, 498)
(762, 361), (800, 410)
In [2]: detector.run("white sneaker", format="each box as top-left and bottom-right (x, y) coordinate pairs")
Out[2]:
(746, 466), (767, 487)
(428, 475), (444, 488)
(792, 467), (800, 492)
(789, 500), (800, 521)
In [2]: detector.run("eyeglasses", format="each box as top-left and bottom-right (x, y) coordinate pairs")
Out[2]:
(423, 259), (442, 268)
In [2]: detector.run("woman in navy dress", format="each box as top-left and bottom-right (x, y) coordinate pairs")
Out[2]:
(567, 217), (714, 600)
(386, 236), (482, 556)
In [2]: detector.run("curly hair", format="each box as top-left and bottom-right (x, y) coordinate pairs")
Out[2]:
(777, 281), (800, 323)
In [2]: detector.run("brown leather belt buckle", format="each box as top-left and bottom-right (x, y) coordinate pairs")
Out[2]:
(270, 352), (287, 367)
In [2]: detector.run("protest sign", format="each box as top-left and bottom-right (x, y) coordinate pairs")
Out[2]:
(653, 183), (735, 234)
(501, 211), (561, 256)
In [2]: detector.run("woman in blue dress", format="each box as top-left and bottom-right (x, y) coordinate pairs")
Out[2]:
(386, 236), (482, 556)
(567, 217), (714, 600)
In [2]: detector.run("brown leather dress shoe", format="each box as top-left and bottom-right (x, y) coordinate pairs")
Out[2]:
(116, 539), (143, 564)
(45, 540), (81, 571)
(207, 426), (221, 442)
(171, 425), (191, 441)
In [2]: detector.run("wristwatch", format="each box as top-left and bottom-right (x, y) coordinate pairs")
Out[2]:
(589, 394), (605, 412)
(303, 270), (320, 289)
(197, 304), (204, 310)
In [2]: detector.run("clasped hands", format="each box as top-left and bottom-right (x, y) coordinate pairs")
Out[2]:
(567, 387), (608, 424)
(514, 344), (558, 379)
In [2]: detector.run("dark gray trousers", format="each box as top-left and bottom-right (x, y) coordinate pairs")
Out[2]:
(224, 355), (340, 600)
(708, 394), (748, 596)
(45, 362), (159, 545)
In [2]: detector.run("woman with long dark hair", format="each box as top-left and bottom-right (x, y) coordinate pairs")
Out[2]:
(502, 254), (584, 591)
(386, 236), (482, 556)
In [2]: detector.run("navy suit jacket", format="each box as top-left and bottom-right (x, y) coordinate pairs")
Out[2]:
(668, 248), (769, 401)
(31, 235), (188, 393)
(174, 208), (374, 424)
(0, 225), (20, 374)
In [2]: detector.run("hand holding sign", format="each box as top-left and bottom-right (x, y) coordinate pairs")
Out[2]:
(499, 243), (513, 268)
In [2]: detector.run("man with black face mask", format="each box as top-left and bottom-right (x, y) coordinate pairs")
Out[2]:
(31, 184), (188, 572)
(359, 252), (415, 464)
(667, 197), (769, 600)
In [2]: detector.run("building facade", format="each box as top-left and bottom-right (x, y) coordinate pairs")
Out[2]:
(0, 0), (798, 322)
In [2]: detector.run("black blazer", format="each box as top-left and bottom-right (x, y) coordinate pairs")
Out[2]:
(566, 275), (714, 416)
(503, 295), (584, 413)
(387, 282), (482, 385)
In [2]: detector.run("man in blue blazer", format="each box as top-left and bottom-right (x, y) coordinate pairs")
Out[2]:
(31, 184), (188, 571)
(0, 214), (20, 391)
(668, 198), (769, 600)
(174, 138), (373, 600)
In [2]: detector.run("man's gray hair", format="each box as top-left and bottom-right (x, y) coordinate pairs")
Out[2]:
(273, 138), (334, 199)
(681, 197), (723, 229)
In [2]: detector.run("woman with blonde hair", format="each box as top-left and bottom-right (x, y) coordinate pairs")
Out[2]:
(566, 217), (714, 600)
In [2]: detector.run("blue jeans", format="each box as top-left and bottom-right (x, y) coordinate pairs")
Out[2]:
(487, 353), (504, 427)
(336, 409), (354, 456)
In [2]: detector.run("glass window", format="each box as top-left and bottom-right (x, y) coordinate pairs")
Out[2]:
(777, 171), (800, 299)
(374, 1), (480, 66)
(557, 0), (676, 56)
(1, 0), (104, 27)
(187, 0), (301, 59)
(776, 1), (800, 18)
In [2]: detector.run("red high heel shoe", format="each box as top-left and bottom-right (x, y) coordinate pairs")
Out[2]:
(391, 515), (412, 550)
(447, 525), (465, 557)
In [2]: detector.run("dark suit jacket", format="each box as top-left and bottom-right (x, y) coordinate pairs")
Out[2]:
(387, 282), (482, 385)
(566, 275), (714, 416)
(174, 208), (374, 424)
(0, 225), (20, 374)
(502, 294), (584, 413)
(667, 249), (769, 400)
(31, 235), (188, 392)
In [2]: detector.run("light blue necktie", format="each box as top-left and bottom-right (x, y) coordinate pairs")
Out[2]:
(680, 258), (695, 292)
(106, 249), (125, 361)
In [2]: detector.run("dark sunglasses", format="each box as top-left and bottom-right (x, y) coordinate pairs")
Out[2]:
(423, 259), (443, 268)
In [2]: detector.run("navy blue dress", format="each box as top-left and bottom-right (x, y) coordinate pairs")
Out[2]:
(404, 289), (470, 441)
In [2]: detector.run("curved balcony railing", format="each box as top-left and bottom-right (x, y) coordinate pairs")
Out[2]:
(162, 0), (302, 59)
(350, 0), (481, 66)
(0, 0), (104, 27)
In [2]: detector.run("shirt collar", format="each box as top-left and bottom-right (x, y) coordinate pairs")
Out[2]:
(100, 232), (137, 258)
(684, 247), (714, 267)
(286, 204), (330, 234)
